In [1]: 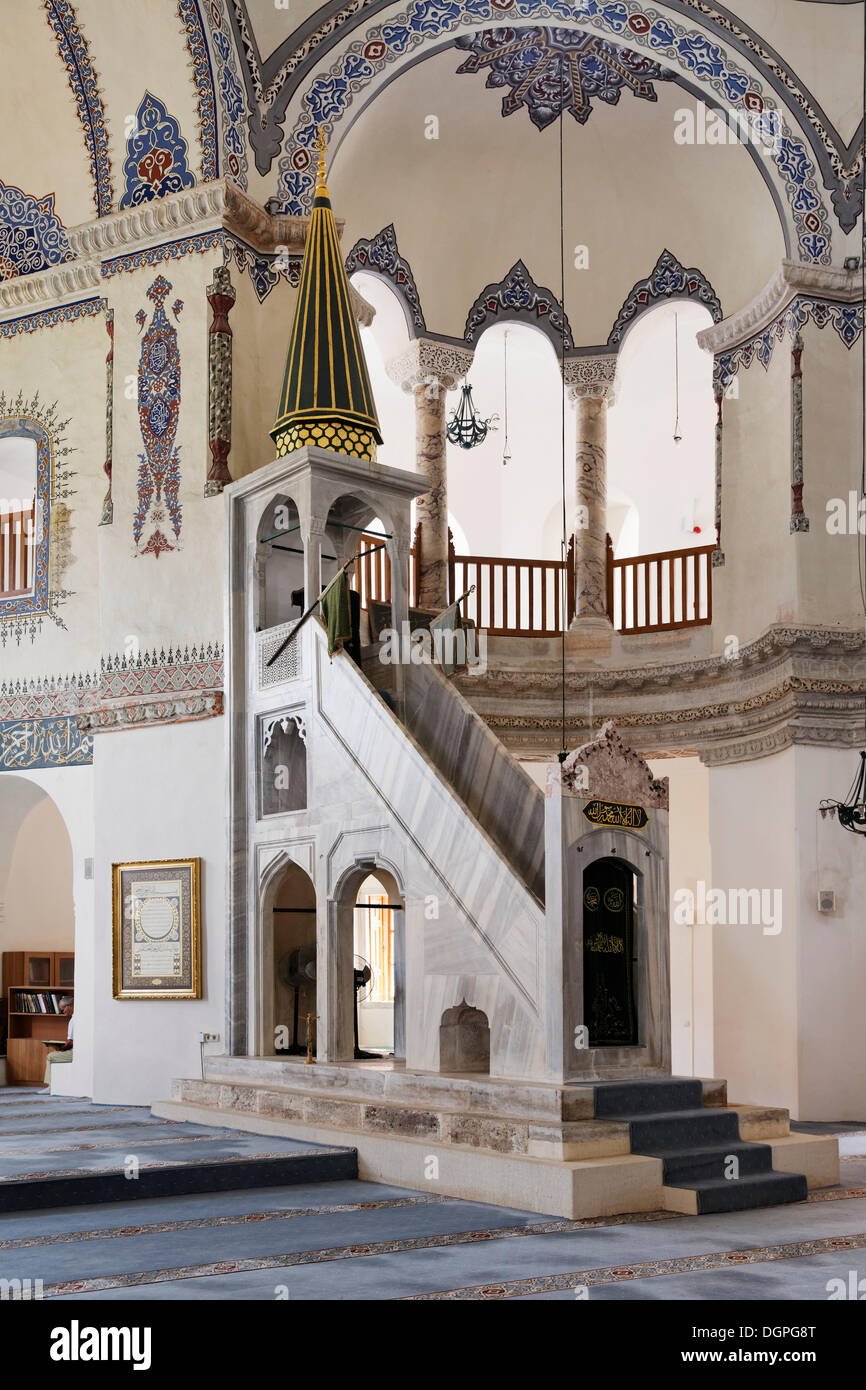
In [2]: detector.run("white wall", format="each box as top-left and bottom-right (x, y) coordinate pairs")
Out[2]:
(710, 745), (866, 1120)
(649, 756), (713, 1079)
(89, 718), (226, 1106)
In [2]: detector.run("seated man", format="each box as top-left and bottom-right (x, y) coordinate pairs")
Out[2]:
(43, 996), (74, 1086)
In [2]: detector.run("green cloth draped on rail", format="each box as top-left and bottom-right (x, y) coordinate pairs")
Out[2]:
(321, 569), (353, 655)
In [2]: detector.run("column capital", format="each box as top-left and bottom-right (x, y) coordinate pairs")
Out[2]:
(564, 353), (618, 405)
(387, 338), (474, 393)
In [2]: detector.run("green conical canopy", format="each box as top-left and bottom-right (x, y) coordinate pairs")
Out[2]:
(270, 135), (382, 461)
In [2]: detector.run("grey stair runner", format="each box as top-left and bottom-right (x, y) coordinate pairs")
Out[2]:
(593, 1079), (807, 1214)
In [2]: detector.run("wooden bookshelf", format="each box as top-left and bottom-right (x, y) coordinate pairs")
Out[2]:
(2, 952), (74, 1084)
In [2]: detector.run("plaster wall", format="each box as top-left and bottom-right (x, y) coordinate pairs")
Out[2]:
(710, 749), (799, 1114)
(89, 717), (226, 1105)
(709, 744), (866, 1120)
(331, 52), (784, 345)
(795, 320), (864, 629)
(649, 755), (713, 1080)
(711, 341), (793, 644)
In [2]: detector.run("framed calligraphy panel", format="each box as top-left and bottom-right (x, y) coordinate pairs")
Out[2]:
(112, 858), (201, 999)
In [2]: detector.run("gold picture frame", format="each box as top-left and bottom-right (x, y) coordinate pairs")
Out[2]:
(112, 858), (202, 1000)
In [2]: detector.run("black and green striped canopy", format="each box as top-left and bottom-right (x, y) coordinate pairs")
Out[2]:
(270, 160), (382, 448)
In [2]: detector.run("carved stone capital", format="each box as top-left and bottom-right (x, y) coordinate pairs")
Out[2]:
(349, 283), (375, 327)
(697, 258), (863, 355)
(387, 338), (474, 393)
(564, 354), (618, 404)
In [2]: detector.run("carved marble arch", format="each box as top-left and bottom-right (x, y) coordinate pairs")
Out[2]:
(329, 853), (407, 1063)
(255, 492), (304, 632)
(606, 250), (723, 350)
(344, 224), (427, 339)
(257, 849), (317, 1057)
(464, 260), (574, 353)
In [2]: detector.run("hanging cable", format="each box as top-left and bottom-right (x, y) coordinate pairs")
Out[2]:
(502, 330), (511, 466)
(558, 60), (568, 758)
(673, 311), (682, 444)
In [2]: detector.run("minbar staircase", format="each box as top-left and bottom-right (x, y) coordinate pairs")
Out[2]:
(594, 1080), (808, 1215)
(155, 1062), (834, 1220)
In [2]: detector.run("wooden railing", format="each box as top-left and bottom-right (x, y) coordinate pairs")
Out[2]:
(354, 527), (712, 638)
(606, 537), (714, 635)
(449, 539), (575, 636)
(0, 502), (37, 597)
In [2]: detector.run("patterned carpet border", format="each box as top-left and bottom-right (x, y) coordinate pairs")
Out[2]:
(4, 1185), (864, 1254)
(402, 1232), (866, 1300)
(42, 1223), (866, 1300)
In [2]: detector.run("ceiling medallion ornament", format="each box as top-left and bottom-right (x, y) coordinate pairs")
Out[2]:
(455, 27), (675, 131)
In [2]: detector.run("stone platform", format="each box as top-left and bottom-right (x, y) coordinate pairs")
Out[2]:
(154, 1060), (838, 1220)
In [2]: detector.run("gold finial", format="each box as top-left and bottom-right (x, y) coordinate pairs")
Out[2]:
(315, 129), (328, 196)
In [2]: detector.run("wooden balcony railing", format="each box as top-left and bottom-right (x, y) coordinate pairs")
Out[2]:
(353, 527), (712, 639)
(449, 538), (575, 636)
(606, 537), (714, 635)
(0, 502), (37, 598)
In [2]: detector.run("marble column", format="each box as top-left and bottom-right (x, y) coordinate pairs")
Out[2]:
(387, 338), (474, 610)
(564, 355), (617, 625)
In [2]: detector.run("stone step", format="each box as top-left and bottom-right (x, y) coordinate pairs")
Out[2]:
(173, 1077), (629, 1157)
(652, 1139), (774, 1186)
(153, 1097), (835, 1221)
(664, 1171), (808, 1217)
(594, 1079), (705, 1116)
(198, 1055), (728, 1122)
(171, 1077), (791, 1163)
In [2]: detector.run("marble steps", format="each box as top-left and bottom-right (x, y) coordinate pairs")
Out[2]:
(165, 1075), (794, 1164)
(361, 642), (546, 904)
(154, 1082), (835, 1220)
(592, 1080), (810, 1214)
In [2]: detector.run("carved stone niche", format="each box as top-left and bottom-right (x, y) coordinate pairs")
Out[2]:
(439, 1001), (490, 1074)
(261, 711), (307, 816)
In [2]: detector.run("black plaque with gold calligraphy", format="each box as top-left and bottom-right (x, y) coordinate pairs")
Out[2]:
(582, 857), (638, 1046)
(582, 799), (648, 829)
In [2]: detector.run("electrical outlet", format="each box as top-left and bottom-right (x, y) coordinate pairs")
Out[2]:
(817, 889), (836, 913)
(197, 1032), (220, 1043)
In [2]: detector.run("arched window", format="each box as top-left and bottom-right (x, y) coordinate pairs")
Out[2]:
(0, 433), (38, 597)
(607, 300), (715, 558)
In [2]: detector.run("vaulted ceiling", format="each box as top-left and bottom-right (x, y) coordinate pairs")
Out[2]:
(0, 0), (861, 336)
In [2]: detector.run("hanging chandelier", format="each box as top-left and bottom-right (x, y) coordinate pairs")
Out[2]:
(446, 382), (497, 450)
(819, 751), (866, 836)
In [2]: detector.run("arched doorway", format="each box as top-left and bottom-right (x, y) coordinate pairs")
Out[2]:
(353, 872), (400, 1057)
(267, 860), (317, 1058)
(333, 863), (405, 1063)
(583, 856), (639, 1048)
(0, 776), (75, 1084)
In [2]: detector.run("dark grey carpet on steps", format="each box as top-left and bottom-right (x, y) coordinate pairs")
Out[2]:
(593, 1079), (807, 1215)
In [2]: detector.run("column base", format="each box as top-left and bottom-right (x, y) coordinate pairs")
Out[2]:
(566, 613), (614, 658)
